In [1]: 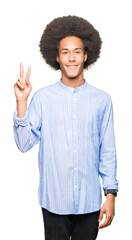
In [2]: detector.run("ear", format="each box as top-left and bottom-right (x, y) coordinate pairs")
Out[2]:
(56, 55), (59, 63)
(84, 50), (88, 62)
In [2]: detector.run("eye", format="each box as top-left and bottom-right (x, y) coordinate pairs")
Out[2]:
(75, 51), (81, 54)
(62, 51), (68, 55)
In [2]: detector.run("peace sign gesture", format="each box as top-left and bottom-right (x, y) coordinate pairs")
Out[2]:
(14, 63), (32, 101)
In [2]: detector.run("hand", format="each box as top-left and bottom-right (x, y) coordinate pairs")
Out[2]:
(14, 62), (32, 101)
(98, 194), (115, 229)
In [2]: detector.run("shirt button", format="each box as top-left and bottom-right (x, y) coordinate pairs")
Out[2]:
(73, 114), (76, 118)
(73, 97), (76, 101)
(74, 132), (77, 135)
(74, 150), (77, 152)
(74, 186), (77, 189)
(74, 168), (78, 171)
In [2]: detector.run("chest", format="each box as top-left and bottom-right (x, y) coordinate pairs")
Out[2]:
(41, 92), (103, 136)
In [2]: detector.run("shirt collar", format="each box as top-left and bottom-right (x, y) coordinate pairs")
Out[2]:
(58, 78), (88, 93)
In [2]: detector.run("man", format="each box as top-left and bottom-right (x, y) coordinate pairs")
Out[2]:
(13, 15), (118, 240)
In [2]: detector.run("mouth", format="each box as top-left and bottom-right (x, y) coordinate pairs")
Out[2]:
(66, 65), (78, 70)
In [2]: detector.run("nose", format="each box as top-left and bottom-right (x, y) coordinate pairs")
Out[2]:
(69, 52), (75, 61)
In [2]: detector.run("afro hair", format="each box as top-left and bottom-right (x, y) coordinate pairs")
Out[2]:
(39, 15), (102, 70)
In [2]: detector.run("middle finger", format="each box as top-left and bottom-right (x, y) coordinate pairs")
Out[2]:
(25, 66), (31, 81)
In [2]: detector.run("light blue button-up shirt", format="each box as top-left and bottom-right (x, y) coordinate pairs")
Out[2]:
(13, 78), (118, 215)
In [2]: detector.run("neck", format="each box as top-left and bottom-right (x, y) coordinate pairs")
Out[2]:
(61, 73), (85, 88)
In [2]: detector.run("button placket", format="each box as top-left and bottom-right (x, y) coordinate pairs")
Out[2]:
(72, 91), (79, 211)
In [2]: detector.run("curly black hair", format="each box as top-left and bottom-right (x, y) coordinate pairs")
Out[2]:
(39, 15), (102, 70)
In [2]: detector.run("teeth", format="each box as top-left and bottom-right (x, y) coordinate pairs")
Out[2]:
(67, 65), (77, 69)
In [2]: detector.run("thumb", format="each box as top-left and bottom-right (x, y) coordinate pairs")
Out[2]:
(98, 209), (104, 222)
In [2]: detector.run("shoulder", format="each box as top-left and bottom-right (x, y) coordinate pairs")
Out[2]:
(32, 82), (58, 98)
(87, 82), (112, 102)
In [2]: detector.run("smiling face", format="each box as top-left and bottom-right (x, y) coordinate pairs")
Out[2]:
(56, 36), (88, 81)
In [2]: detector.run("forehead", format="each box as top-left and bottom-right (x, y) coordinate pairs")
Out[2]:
(59, 36), (84, 50)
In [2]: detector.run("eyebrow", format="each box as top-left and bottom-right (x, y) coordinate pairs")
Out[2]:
(60, 48), (83, 51)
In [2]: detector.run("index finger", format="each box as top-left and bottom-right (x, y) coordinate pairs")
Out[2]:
(98, 215), (111, 229)
(20, 62), (24, 78)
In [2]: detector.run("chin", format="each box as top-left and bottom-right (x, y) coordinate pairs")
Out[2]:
(67, 76), (78, 79)
(65, 72), (81, 79)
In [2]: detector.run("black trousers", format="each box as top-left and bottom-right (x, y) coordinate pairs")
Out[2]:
(41, 208), (100, 240)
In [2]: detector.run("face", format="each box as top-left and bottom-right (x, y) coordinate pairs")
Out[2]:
(56, 36), (87, 80)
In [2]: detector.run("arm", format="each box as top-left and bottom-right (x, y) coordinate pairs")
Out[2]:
(13, 63), (41, 152)
(98, 95), (119, 229)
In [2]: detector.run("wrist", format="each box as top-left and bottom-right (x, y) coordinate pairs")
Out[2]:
(16, 100), (27, 118)
(16, 98), (28, 103)
(106, 193), (115, 202)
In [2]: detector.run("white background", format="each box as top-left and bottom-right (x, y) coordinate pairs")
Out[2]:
(0, 0), (131, 239)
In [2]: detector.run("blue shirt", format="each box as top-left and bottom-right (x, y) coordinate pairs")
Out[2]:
(13, 78), (118, 215)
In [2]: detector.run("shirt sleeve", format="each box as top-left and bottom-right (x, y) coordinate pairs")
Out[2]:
(13, 92), (42, 152)
(99, 94), (119, 193)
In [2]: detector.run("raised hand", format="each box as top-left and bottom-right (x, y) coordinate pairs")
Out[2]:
(14, 63), (32, 101)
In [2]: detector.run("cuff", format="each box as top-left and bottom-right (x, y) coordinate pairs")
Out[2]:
(104, 189), (118, 197)
(13, 110), (29, 127)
